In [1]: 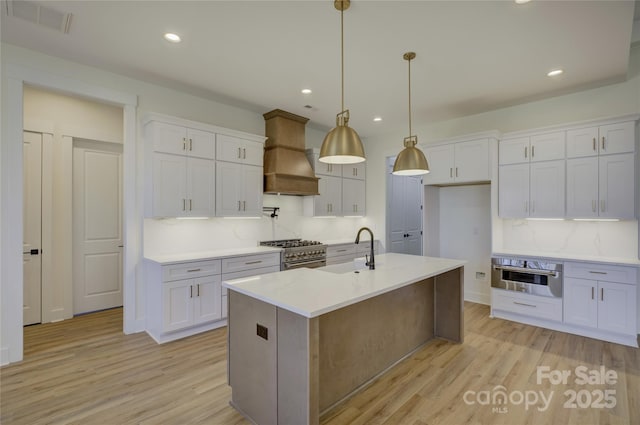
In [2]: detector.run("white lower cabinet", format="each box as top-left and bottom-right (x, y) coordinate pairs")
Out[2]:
(563, 262), (637, 337)
(163, 275), (221, 333)
(146, 251), (281, 343)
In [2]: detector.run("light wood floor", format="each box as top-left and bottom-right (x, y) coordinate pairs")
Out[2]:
(1, 303), (638, 424)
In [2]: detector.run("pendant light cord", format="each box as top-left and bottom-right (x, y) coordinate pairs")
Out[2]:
(408, 56), (412, 137)
(341, 4), (345, 113)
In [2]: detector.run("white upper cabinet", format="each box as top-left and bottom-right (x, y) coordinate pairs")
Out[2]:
(215, 161), (263, 217)
(216, 134), (264, 166)
(343, 162), (366, 180)
(304, 175), (342, 216)
(566, 157), (599, 218)
(567, 121), (635, 158)
(499, 132), (564, 165)
(342, 178), (366, 216)
(150, 121), (215, 159)
(599, 154), (635, 219)
(307, 153), (343, 177)
(498, 163), (530, 218)
(529, 160), (565, 217)
(423, 138), (490, 185)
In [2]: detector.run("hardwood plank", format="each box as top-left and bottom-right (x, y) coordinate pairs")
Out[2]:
(1, 303), (638, 424)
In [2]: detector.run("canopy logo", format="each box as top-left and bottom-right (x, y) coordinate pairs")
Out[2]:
(463, 386), (552, 413)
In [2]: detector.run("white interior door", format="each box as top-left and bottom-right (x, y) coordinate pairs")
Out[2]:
(73, 139), (123, 314)
(23, 131), (42, 325)
(404, 176), (423, 256)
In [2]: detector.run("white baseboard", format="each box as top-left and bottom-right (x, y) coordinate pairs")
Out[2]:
(0, 347), (9, 366)
(146, 319), (227, 344)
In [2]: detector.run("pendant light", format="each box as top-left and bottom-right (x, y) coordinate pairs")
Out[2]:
(392, 52), (429, 176)
(319, 0), (365, 164)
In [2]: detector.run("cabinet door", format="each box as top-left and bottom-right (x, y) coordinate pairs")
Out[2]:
(242, 165), (263, 216)
(566, 157), (598, 218)
(599, 154), (635, 219)
(216, 134), (263, 166)
(599, 121), (635, 155)
(216, 161), (243, 216)
(163, 280), (194, 332)
(530, 160), (565, 218)
(342, 178), (365, 216)
(193, 275), (222, 324)
(151, 122), (188, 155)
(308, 154), (343, 177)
(186, 128), (215, 160)
(566, 127), (599, 158)
(499, 137), (529, 165)
(343, 162), (365, 180)
(422, 144), (454, 185)
(186, 157), (215, 217)
(152, 153), (187, 217)
(563, 277), (597, 328)
(498, 164), (529, 218)
(530, 132), (565, 162)
(314, 175), (342, 215)
(597, 281), (636, 335)
(454, 139), (490, 183)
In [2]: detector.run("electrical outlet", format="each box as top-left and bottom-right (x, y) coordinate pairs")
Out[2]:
(256, 324), (268, 340)
(475, 271), (486, 280)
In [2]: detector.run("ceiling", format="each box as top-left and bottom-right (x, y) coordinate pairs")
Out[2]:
(1, 0), (638, 138)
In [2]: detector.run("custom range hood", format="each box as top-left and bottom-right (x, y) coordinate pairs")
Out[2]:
(263, 109), (319, 195)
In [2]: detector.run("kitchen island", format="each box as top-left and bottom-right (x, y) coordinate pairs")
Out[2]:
(223, 253), (465, 425)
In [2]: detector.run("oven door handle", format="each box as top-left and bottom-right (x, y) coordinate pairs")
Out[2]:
(492, 265), (558, 277)
(284, 259), (326, 269)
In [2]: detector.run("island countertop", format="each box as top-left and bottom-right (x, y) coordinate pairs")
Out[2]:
(222, 253), (466, 318)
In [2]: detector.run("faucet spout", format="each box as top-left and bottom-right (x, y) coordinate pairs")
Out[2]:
(355, 227), (375, 270)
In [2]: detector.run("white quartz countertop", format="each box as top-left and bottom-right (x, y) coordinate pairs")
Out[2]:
(492, 251), (640, 267)
(144, 246), (282, 265)
(223, 253), (465, 318)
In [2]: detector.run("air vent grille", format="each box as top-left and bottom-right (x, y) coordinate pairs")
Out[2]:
(6, 0), (72, 34)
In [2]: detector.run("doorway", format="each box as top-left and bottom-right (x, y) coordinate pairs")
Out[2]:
(386, 157), (423, 255)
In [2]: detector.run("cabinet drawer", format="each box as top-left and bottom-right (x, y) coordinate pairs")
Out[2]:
(492, 289), (563, 321)
(327, 244), (357, 258)
(221, 265), (281, 296)
(221, 253), (281, 274)
(564, 262), (638, 284)
(162, 259), (221, 282)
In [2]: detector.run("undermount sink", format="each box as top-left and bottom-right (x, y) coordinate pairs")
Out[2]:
(320, 259), (380, 274)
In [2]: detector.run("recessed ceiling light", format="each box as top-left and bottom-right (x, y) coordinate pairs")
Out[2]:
(515, 0), (531, 4)
(301, 88), (312, 94)
(547, 69), (564, 77)
(164, 33), (181, 43)
(373, 117), (382, 122)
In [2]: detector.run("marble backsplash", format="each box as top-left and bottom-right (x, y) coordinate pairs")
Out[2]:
(496, 218), (638, 261)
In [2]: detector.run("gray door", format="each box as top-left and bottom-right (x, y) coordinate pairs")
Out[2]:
(386, 158), (423, 255)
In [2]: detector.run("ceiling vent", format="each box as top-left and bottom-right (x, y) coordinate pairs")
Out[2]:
(5, 0), (72, 34)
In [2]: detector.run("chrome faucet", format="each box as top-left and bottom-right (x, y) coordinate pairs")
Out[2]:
(355, 227), (375, 270)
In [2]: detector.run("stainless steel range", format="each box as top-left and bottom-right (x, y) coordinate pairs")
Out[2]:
(260, 239), (327, 270)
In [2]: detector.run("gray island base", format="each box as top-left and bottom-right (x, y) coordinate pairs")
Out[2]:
(224, 253), (465, 425)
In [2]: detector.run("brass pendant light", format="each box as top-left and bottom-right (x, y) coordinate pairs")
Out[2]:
(319, 0), (366, 164)
(392, 52), (429, 176)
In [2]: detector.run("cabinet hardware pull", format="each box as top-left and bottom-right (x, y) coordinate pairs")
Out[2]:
(450, 167), (453, 178)
(513, 301), (536, 308)
(328, 164), (332, 173)
(600, 200), (605, 212)
(243, 148), (246, 159)
(238, 147), (242, 158)
(187, 268), (201, 272)
(455, 167), (458, 177)
(197, 284), (200, 297)
(592, 137), (596, 151)
(183, 137), (187, 151)
(183, 199), (186, 211)
(189, 138), (193, 151)
(588, 271), (607, 275)
(524, 146), (528, 158)
(600, 288), (604, 301)
(591, 287), (594, 300)
(243, 200), (246, 211)
(601, 136), (605, 150)
(190, 285), (193, 298)
(337, 249), (347, 252)
(245, 260), (262, 265)
(189, 199), (192, 211)
(532, 146), (535, 157)
(592, 200), (596, 212)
